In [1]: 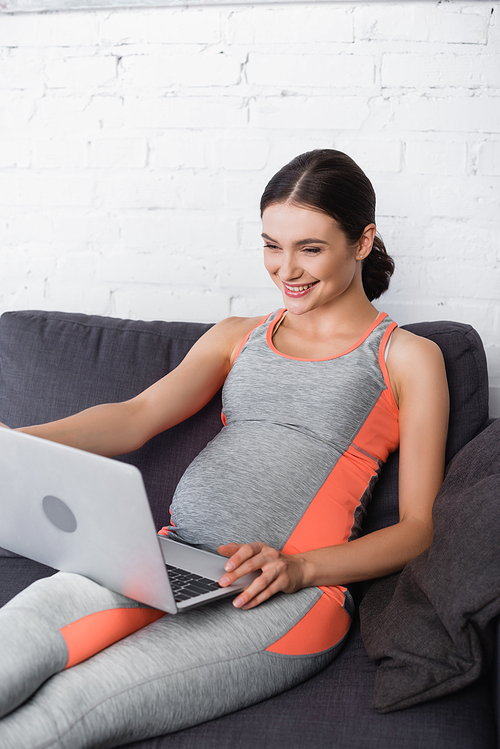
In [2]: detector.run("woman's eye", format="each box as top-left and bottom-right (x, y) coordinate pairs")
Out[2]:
(264, 244), (281, 251)
(303, 247), (321, 255)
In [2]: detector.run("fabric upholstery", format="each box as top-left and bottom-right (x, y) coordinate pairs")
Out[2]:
(0, 310), (223, 529)
(0, 310), (496, 748)
(360, 419), (500, 712)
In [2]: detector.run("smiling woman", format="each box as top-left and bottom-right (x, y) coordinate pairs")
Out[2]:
(0, 149), (449, 749)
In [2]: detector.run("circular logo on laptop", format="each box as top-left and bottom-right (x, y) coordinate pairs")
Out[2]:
(42, 495), (78, 533)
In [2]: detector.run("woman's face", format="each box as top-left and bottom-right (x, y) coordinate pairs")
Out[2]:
(262, 202), (366, 316)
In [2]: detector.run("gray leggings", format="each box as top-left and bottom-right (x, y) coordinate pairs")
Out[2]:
(0, 572), (352, 749)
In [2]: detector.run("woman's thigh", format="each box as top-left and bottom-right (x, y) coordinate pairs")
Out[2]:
(0, 585), (350, 749)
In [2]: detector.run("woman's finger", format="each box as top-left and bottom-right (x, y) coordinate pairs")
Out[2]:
(218, 542), (265, 575)
(235, 577), (286, 610)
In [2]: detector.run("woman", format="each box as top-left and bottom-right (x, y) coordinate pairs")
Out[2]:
(0, 150), (449, 748)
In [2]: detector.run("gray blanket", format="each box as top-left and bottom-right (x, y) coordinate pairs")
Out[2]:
(360, 418), (500, 712)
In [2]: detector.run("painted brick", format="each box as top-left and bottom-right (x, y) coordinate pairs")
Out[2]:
(230, 290), (284, 318)
(0, 12), (100, 47)
(44, 56), (117, 90)
(375, 178), (432, 219)
(38, 281), (113, 316)
(149, 134), (210, 170)
(95, 170), (225, 211)
(0, 171), (94, 208)
(334, 139), (402, 174)
(405, 140), (467, 175)
(216, 138), (270, 171)
(99, 8), (221, 46)
(0, 139), (31, 168)
(0, 245), (57, 279)
(112, 287), (230, 324)
(0, 52), (44, 90)
(0, 2), (498, 416)
(123, 96), (247, 130)
(382, 53), (500, 89)
(250, 95), (369, 130)
(239, 219), (263, 253)
(118, 211), (238, 255)
(89, 138), (148, 169)
(119, 50), (242, 89)
(223, 175), (266, 211)
(217, 254), (270, 289)
(33, 138), (89, 169)
(246, 53), (375, 89)
(429, 180), (499, 221)
(478, 140), (500, 175)
(422, 259), (500, 299)
(98, 250), (217, 287)
(57, 250), (100, 281)
(31, 96), (125, 133)
(420, 219), (497, 262)
(226, 6), (353, 45)
(355, 4), (490, 44)
(0, 92), (35, 131)
(390, 95), (500, 133)
(50, 212), (121, 246)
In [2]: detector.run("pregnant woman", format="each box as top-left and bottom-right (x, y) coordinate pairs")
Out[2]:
(0, 149), (448, 749)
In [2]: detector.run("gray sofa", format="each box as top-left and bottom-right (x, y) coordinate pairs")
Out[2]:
(0, 309), (497, 749)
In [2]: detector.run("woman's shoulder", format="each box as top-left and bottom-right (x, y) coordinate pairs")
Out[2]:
(387, 327), (447, 408)
(389, 326), (443, 363)
(209, 314), (270, 363)
(215, 314), (269, 340)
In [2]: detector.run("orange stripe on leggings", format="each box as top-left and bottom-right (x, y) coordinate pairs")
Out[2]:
(61, 607), (166, 669)
(266, 592), (351, 656)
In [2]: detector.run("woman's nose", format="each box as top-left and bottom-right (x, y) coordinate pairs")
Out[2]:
(279, 251), (301, 281)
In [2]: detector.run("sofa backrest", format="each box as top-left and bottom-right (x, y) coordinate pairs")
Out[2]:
(364, 320), (489, 537)
(0, 311), (489, 534)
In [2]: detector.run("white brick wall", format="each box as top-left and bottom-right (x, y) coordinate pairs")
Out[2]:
(0, 1), (499, 416)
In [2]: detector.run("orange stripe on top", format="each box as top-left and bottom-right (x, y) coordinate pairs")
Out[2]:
(61, 607), (166, 669)
(282, 389), (398, 560)
(378, 321), (399, 412)
(351, 387), (399, 464)
(266, 590), (351, 656)
(282, 446), (379, 556)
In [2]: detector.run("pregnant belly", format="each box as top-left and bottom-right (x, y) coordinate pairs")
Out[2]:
(167, 421), (339, 554)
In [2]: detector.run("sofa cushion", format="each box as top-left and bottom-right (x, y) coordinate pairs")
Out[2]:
(0, 310), (223, 530)
(361, 320), (489, 540)
(0, 312), (489, 556)
(360, 418), (500, 712)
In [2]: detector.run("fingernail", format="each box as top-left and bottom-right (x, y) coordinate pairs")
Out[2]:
(219, 575), (230, 586)
(224, 561), (234, 571)
(233, 596), (244, 608)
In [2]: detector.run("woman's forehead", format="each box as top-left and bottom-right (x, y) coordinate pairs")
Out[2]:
(262, 202), (341, 240)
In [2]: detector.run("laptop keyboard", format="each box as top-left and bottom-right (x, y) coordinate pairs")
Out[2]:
(166, 564), (221, 602)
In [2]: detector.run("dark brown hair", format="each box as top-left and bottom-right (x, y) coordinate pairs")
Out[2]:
(260, 149), (394, 301)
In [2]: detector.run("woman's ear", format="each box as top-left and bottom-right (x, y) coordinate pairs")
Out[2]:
(356, 224), (377, 260)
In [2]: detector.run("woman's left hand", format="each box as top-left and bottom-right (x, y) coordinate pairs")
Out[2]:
(217, 542), (306, 610)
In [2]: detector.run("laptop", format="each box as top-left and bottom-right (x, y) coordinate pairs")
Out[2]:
(0, 428), (258, 613)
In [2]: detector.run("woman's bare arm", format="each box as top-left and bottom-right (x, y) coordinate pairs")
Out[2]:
(219, 330), (450, 608)
(16, 316), (261, 458)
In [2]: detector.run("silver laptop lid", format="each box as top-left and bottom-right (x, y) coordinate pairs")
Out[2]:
(0, 428), (177, 613)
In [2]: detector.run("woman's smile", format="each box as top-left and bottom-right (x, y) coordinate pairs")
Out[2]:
(281, 280), (320, 297)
